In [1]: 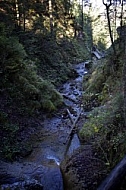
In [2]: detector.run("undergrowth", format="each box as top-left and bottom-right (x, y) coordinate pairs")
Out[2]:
(0, 22), (89, 160)
(80, 48), (126, 170)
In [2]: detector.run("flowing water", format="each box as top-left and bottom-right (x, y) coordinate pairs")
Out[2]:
(0, 62), (88, 190)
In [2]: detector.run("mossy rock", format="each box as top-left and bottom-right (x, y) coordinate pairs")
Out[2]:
(61, 146), (107, 190)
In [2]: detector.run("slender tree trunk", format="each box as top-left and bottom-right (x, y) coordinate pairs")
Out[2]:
(106, 6), (116, 55)
(74, 22), (77, 37)
(82, 0), (84, 30)
(123, 26), (126, 127)
(118, 0), (124, 47)
(119, 1), (126, 125)
(23, 0), (26, 31)
(49, 0), (53, 36)
(14, 0), (20, 28)
(113, 0), (117, 41)
(102, 0), (116, 55)
(122, 0), (125, 128)
(15, 0), (19, 25)
(120, 0), (124, 27)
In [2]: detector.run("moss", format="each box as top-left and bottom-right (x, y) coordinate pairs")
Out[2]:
(80, 47), (126, 169)
(41, 100), (56, 112)
(50, 89), (63, 107)
(0, 111), (20, 160)
(81, 79), (125, 168)
(0, 21), (89, 161)
(79, 106), (110, 142)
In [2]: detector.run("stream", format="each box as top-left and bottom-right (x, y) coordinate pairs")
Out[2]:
(0, 61), (88, 190)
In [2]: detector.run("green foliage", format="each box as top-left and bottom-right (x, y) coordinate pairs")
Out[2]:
(82, 54), (124, 111)
(0, 36), (26, 73)
(0, 111), (20, 160)
(80, 92), (125, 167)
(70, 39), (90, 61)
(82, 61), (107, 110)
(18, 32), (88, 86)
(80, 107), (107, 141)
(0, 24), (65, 160)
(18, 65), (63, 112)
(0, 27), (63, 113)
(0, 1), (89, 161)
(80, 45), (126, 169)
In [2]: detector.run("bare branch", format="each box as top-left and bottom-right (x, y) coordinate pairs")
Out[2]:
(102, 0), (112, 7)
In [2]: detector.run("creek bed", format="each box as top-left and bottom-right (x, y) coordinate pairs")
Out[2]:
(0, 62), (88, 190)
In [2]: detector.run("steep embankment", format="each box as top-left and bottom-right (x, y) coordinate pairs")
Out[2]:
(0, 61), (87, 190)
(80, 48), (126, 168)
(0, 23), (89, 161)
(61, 34), (126, 189)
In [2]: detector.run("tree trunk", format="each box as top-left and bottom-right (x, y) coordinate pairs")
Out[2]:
(120, 0), (124, 27)
(102, 0), (116, 55)
(81, 0), (84, 30)
(64, 108), (82, 156)
(23, 0), (26, 31)
(49, 0), (53, 36)
(15, 0), (20, 27)
(106, 6), (116, 55)
(123, 26), (126, 127)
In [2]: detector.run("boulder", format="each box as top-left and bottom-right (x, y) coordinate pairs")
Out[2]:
(60, 145), (107, 190)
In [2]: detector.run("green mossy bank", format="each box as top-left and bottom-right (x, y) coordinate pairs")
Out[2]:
(79, 38), (126, 170)
(0, 23), (89, 160)
(60, 32), (126, 190)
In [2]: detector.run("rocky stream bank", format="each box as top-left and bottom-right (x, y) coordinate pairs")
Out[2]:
(0, 61), (107, 190)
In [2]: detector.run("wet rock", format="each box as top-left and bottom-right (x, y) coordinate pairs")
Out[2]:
(1, 179), (43, 190)
(19, 147), (33, 157)
(41, 166), (63, 190)
(0, 160), (63, 190)
(0, 173), (20, 185)
(61, 145), (107, 190)
(22, 163), (64, 190)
